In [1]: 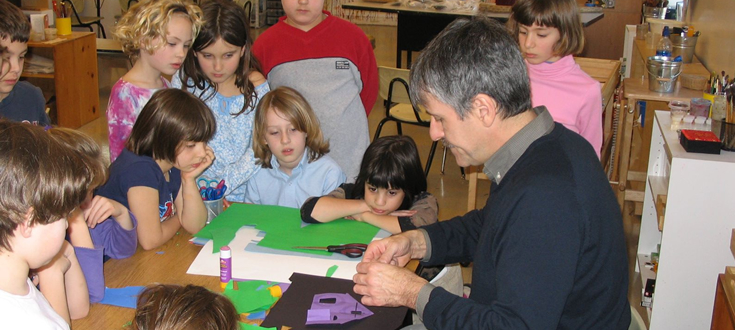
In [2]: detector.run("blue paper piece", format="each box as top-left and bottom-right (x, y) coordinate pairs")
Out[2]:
(98, 286), (145, 309)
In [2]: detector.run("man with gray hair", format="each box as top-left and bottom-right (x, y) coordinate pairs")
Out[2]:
(352, 17), (630, 329)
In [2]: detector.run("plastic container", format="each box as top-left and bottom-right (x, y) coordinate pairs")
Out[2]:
(670, 35), (698, 63)
(643, 5), (666, 21)
(668, 100), (689, 127)
(203, 197), (224, 225)
(636, 24), (648, 40)
(715, 120), (735, 151)
(44, 28), (57, 41)
(646, 56), (682, 93)
(646, 18), (687, 46)
(56, 17), (72, 36)
(690, 97), (711, 117)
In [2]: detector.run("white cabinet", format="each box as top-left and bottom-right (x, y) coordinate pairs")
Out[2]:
(638, 111), (735, 329)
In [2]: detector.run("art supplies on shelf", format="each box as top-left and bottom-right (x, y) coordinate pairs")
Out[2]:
(23, 53), (54, 74)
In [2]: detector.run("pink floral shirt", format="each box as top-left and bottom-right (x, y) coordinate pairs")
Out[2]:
(106, 77), (170, 162)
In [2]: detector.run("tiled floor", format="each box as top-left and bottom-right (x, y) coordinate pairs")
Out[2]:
(81, 23), (645, 326)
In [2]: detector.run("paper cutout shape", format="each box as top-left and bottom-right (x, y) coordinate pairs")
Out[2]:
(209, 226), (238, 253)
(194, 204), (379, 255)
(306, 293), (373, 325)
(326, 265), (338, 277)
(262, 273), (406, 330)
(98, 286), (145, 309)
(224, 280), (279, 314)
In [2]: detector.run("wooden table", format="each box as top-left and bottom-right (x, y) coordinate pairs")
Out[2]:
(24, 32), (100, 128)
(71, 233), (218, 330)
(341, 1), (603, 68)
(71, 230), (415, 329)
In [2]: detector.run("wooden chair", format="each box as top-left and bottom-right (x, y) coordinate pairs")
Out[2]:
(119, 0), (138, 13)
(243, 1), (252, 25)
(373, 66), (438, 176)
(69, 0), (106, 38)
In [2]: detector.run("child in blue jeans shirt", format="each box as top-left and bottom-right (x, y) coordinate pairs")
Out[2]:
(0, 0), (49, 126)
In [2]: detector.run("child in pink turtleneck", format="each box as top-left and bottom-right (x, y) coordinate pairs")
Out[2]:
(508, 0), (602, 158)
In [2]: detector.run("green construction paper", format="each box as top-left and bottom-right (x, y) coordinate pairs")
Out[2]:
(195, 204), (379, 255)
(224, 280), (278, 314)
(240, 322), (276, 330)
(210, 227), (237, 253)
(326, 265), (338, 277)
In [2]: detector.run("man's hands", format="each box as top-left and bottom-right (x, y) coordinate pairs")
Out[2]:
(353, 261), (427, 309)
(353, 231), (429, 309)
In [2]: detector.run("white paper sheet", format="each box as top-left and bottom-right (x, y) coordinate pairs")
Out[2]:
(187, 227), (387, 283)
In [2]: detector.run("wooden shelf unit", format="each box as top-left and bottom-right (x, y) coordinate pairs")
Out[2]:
(23, 32), (100, 128)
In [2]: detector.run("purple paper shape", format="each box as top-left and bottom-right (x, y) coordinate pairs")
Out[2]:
(305, 293), (373, 325)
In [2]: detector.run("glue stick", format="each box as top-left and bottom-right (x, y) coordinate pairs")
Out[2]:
(220, 246), (231, 290)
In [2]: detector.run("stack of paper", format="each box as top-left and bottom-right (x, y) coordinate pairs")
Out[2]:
(24, 53), (54, 74)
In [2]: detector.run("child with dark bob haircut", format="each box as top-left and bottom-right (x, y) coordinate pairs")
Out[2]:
(95, 89), (216, 251)
(507, 0), (603, 157)
(301, 135), (434, 234)
(133, 284), (240, 330)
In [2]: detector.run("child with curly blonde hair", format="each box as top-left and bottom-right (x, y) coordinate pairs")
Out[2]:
(107, 0), (202, 162)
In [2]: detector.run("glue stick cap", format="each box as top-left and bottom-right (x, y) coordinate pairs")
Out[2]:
(220, 246), (231, 258)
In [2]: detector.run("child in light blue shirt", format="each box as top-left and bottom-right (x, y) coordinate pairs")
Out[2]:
(245, 87), (345, 208)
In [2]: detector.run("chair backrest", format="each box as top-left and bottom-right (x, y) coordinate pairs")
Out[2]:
(67, 0), (85, 20)
(120, 0), (138, 13)
(378, 66), (412, 105)
(243, 1), (252, 24)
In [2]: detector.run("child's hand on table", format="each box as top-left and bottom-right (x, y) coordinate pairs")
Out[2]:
(38, 241), (74, 275)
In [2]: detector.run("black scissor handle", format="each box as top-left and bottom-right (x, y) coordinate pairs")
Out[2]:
(339, 248), (365, 258)
(327, 243), (368, 258)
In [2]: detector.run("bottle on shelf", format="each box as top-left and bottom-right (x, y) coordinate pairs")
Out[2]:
(656, 26), (673, 57)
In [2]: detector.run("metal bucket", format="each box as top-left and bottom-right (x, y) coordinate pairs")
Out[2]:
(647, 56), (682, 93)
(671, 35), (698, 63)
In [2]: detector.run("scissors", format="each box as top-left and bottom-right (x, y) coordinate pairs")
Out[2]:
(197, 178), (225, 190)
(293, 243), (368, 258)
(200, 184), (227, 200)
